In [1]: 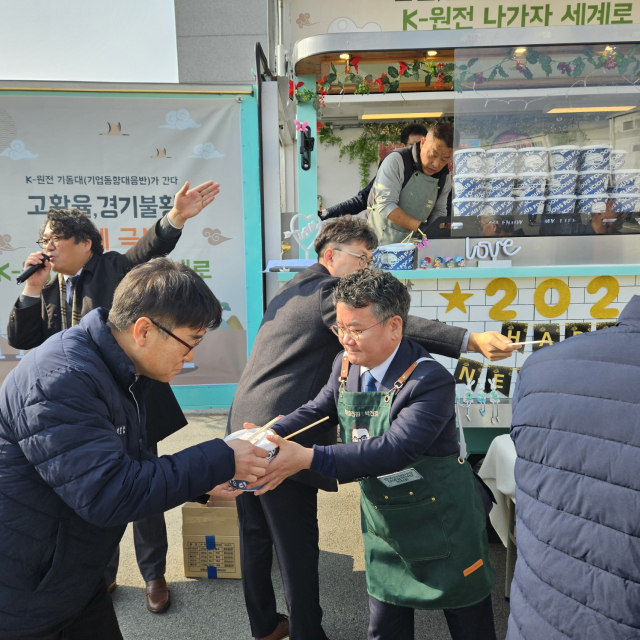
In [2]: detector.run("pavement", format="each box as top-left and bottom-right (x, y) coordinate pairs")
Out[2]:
(113, 414), (511, 639)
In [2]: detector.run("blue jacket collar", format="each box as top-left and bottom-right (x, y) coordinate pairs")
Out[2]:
(80, 308), (138, 391)
(617, 295), (640, 330)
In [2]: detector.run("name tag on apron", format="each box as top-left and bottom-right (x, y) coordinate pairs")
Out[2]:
(352, 428), (370, 442)
(377, 468), (423, 487)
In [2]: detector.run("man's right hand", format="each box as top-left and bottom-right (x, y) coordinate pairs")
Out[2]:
(22, 251), (51, 296)
(225, 438), (269, 482)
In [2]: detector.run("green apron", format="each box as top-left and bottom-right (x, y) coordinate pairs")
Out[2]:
(337, 355), (495, 610)
(368, 170), (439, 245)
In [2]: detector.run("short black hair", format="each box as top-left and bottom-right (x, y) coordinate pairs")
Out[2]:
(109, 258), (222, 332)
(41, 209), (104, 255)
(401, 124), (428, 145)
(333, 269), (411, 334)
(314, 217), (378, 258)
(429, 122), (457, 149)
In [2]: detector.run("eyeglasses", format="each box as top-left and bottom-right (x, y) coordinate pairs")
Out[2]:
(333, 248), (374, 269)
(330, 317), (391, 341)
(36, 235), (68, 249)
(150, 319), (204, 354)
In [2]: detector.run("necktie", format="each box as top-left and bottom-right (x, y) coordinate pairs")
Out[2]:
(363, 370), (377, 393)
(67, 275), (80, 305)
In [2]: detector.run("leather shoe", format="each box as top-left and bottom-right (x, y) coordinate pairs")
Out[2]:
(254, 613), (289, 640)
(107, 581), (117, 594)
(146, 578), (171, 613)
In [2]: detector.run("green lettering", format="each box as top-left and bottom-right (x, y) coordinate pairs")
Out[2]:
(403, 9), (418, 30)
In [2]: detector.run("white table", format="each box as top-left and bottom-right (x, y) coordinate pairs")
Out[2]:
(478, 434), (517, 599)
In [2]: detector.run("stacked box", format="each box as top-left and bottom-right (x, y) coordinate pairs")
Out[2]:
(182, 498), (241, 579)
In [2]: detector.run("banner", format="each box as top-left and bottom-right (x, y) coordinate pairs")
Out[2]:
(0, 95), (247, 387)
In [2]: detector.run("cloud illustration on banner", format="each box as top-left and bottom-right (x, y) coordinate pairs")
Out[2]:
(203, 227), (231, 246)
(160, 109), (201, 130)
(190, 142), (224, 159)
(0, 140), (38, 160)
(327, 17), (381, 33)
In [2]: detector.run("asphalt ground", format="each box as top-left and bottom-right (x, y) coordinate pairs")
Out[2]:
(113, 414), (511, 639)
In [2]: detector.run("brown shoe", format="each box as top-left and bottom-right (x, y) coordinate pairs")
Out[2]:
(254, 613), (289, 640)
(107, 581), (117, 594)
(146, 578), (171, 613)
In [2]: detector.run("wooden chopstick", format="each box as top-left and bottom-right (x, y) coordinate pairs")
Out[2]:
(248, 415), (283, 444)
(283, 416), (330, 441)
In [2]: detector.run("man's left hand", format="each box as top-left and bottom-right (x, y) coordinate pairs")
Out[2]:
(168, 180), (221, 227)
(207, 482), (242, 498)
(247, 434), (314, 496)
(468, 331), (518, 361)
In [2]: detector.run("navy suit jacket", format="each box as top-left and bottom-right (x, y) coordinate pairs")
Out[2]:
(274, 337), (459, 484)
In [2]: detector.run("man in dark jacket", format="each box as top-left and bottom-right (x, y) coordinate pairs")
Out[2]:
(225, 218), (515, 640)
(6, 179), (218, 611)
(507, 296), (640, 639)
(0, 259), (269, 640)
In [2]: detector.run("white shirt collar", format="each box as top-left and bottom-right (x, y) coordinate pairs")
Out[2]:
(63, 267), (83, 282)
(360, 343), (401, 390)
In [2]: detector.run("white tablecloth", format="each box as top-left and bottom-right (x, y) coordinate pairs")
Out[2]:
(478, 434), (517, 547)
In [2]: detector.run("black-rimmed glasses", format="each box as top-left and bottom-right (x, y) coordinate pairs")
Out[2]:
(332, 248), (374, 269)
(36, 235), (68, 249)
(150, 319), (204, 354)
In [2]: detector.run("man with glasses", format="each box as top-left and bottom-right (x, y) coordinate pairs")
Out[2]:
(224, 218), (516, 640)
(0, 258), (270, 640)
(6, 179), (219, 613)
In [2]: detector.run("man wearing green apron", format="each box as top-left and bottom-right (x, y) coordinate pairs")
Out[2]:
(248, 269), (497, 640)
(367, 122), (455, 246)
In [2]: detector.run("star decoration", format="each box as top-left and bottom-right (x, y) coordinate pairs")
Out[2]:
(439, 282), (474, 314)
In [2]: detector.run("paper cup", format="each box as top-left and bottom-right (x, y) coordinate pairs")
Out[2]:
(612, 169), (640, 194)
(453, 198), (484, 217)
(453, 148), (486, 175)
(481, 197), (514, 217)
(610, 149), (627, 171)
(373, 243), (415, 270)
(577, 170), (610, 195)
(576, 194), (609, 214)
(514, 196), (546, 217)
(610, 194), (640, 213)
(579, 144), (612, 171)
(515, 172), (548, 197)
(453, 173), (486, 199)
(225, 429), (279, 492)
(517, 147), (549, 173)
(545, 195), (576, 215)
(486, 173), (516, 198)
(547, 171), (578, 195)
(549, 145), (580, 172)
(485, 148), (518, 174)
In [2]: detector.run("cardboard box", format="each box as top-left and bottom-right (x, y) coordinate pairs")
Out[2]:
(182, 500), (241, 579)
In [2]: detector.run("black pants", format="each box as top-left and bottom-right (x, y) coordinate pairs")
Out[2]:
(105, 444), (168, 584)
(7, 579), (123, 640)
(368, 594), (497, 640)
(237, 479), (329, 640)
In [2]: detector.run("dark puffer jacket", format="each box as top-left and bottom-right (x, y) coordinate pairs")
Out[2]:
(0, 308), (234, 637)
(508, 296), (640, 640)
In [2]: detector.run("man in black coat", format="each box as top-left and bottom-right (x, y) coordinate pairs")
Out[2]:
(224, 218), (516, 640)
(6, 179), (219, 613)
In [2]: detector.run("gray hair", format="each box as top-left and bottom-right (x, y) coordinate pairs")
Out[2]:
(313, 217), (378, 257)
(109, 258), (222, 332)
(332, 269), (410, 333)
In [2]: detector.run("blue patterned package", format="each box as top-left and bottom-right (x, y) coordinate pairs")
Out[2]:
(549, 145), (580, 172)
(452, 198), (484, 217)
(485, 148), (517, 174)
(577, 171), (610, 195)
(486, 173), (516, 198)
(579, 144), (611, 171)
(453, 148), (486, 175)
(225, 429), (279, 492)
(453, 173), (485, 198)
(576, 195), (609, 215)
(373, 243), (415, 270)
(481, 197), (514, 217)
(515, 172), (548, 197)
(517, 147), (549, 173)
(610, 194), (640, 213)
(545, 195), (576, 215)
(611, 149), (627, 171)
(547, 171), (578, 195)
(514, 196), (546, 217)
(612, 169), (640, 194)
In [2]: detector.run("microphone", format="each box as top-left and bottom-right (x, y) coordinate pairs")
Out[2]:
(16, 254), (49, 284)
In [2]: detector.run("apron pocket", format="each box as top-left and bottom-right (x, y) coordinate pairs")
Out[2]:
(362, 495), (451, 562)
